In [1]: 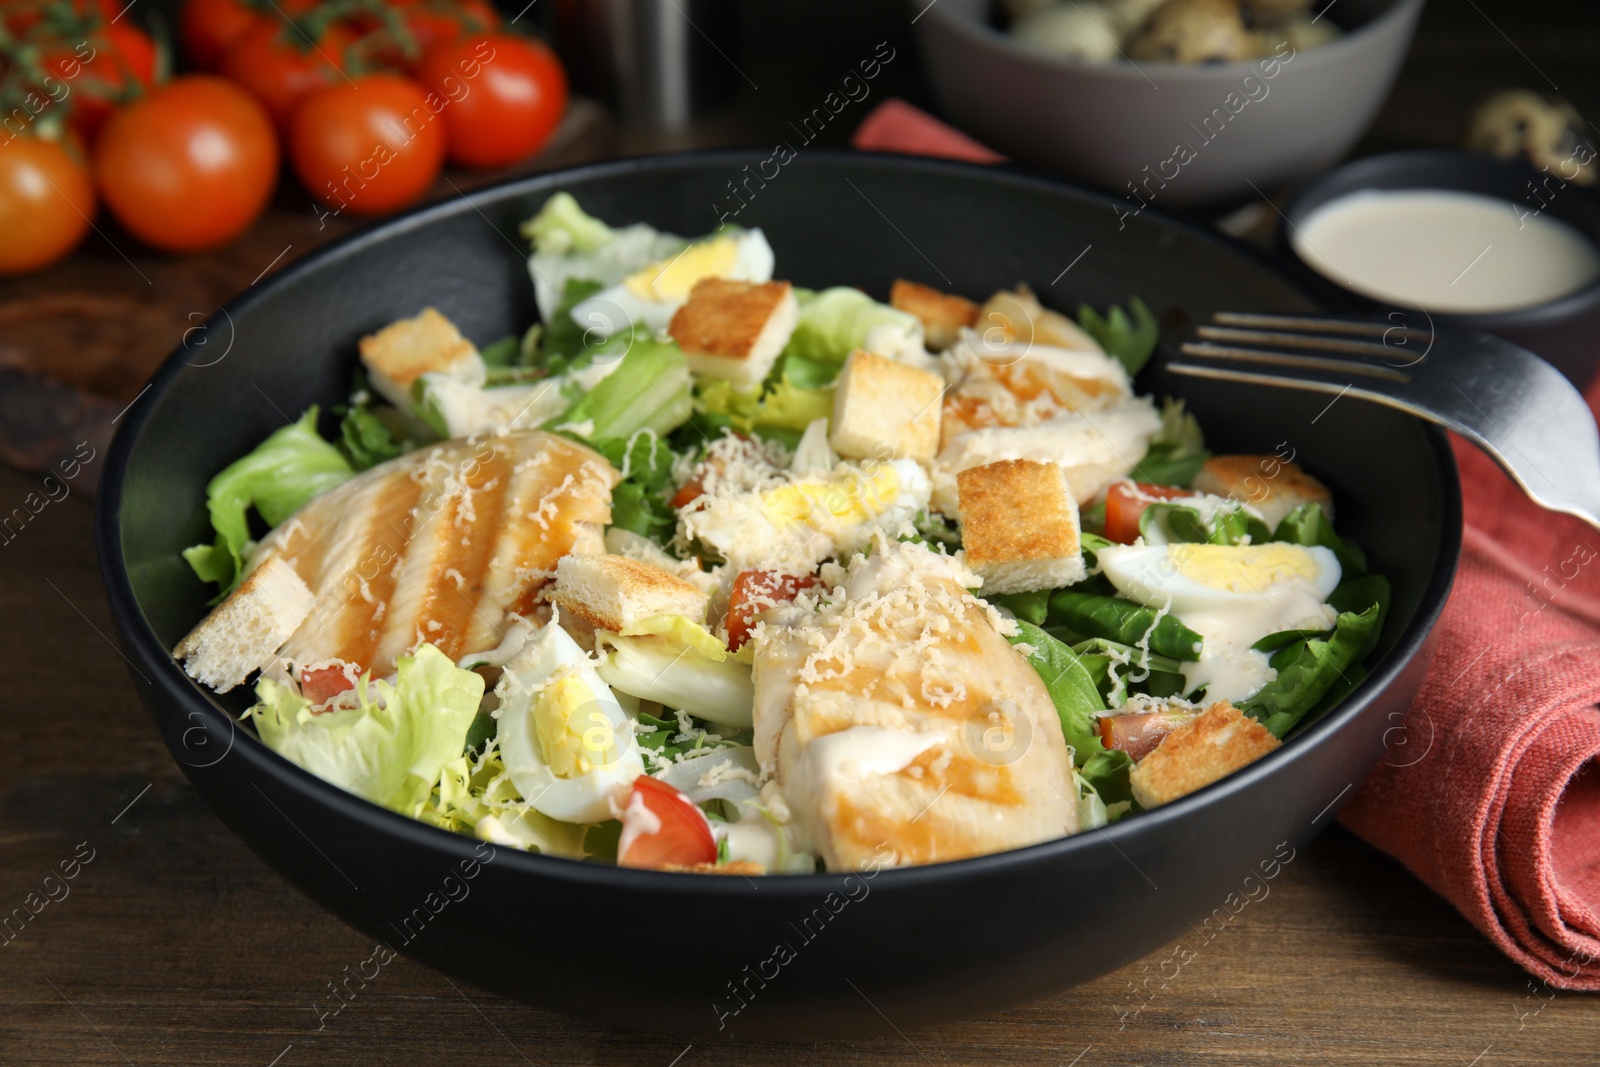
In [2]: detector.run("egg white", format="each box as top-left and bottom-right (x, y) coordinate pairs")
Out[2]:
(1096, 542), (1342, 703)
(495, 621), (644, 824)
(569, 228), (776, 338)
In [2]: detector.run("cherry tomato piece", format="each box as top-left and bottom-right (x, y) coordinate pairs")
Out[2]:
(1103, 481), (1193, 544)
(301, 664), (358, 706)
(727, 569), (817, 652)
(616, 777), (717, 870)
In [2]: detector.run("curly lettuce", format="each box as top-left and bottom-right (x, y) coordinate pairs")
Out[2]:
(182, 407), (352, 597)
(248, 644), (484, 816)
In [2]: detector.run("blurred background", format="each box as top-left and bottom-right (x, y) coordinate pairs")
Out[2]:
(1, 0), (1597, 480)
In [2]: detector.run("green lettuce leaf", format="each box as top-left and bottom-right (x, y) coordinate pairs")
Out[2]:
(520, 191), (615, 255)
(338, 402), (408, 472)
(1239, 604), (1380, 738)
(782, 287), (922, 366)
(591, 431), (679, 542)
(547, 335), (693, 441)
(1080, 747), (1133, 806)
(1139, 500), (1272, 547)
(1048, 590), (1204, 662)
(539, 278), (609, 367)
(1008, 620), (1106, 766)
(1128, 397), (1209, 487)
(182, 407), (352, 596)
(1077, 296), (1159, 375)
(695, 377), (834, 441)
(248, 644), (485, 815)
(992, 589), (1050, 626)
(1273, 502), (1367, 577)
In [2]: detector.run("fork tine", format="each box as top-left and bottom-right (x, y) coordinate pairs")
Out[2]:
(1195, 325), (1412, 362)
(1211, 311), (1433, 344)
(1178, 342), (1412, 383)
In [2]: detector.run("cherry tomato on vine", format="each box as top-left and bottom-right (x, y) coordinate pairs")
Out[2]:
(220, 17), (352, 131)
(3, 0), (118, 35)
(180, 0), (274, 71)
(415, 32), (567, 169)
(92, 76), (278, 252)
(43, 21), (158, 143)
(400, 0), (500, 57)
(288, 73), (444, 216)
(0, 136), (95, 274)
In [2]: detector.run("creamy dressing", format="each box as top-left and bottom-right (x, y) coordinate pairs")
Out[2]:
(1293, 189), (1600, 314)
(807, 726), (949, 781)
(1176, 587), (1337, 703)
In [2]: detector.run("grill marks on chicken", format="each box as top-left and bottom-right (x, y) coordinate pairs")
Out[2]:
(752, 545), (1078, 871)
(257, 431), (618, 678)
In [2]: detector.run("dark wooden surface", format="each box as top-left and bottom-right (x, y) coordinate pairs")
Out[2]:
(4, 1), (1600, 1062)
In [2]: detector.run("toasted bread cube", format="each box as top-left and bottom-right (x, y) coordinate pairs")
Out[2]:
(358, 307), (484, 411)
(828, 349), (944, 462)
(957, 459), (1086, 594)
(1191, 455), (1334, 531)
(890, 279), (978, 351)
(1129, 701), (1280, 808)
(551, 554), (710, 632)
(668, 278), (799, 386)
(174, 557), (315, 693)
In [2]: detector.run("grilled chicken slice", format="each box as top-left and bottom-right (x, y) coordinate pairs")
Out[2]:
(253, 431), (618, 678)
(751, 541), (1077, 871)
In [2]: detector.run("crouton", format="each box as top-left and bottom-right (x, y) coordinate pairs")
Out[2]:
(828, 349), (945, 462)
(957, 459), (1086, 594)
(1191, 455), (1334, 531)
(174, 557), (315, 693)
(551, 554), (710, 632)
(890, 279), (978, 351)
(1128, 701), (1280, 808)
(668, 278), (799, 386)
(358, 307), (484, 411)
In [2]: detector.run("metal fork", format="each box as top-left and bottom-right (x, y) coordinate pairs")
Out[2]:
(1167, 312), (1600, 532)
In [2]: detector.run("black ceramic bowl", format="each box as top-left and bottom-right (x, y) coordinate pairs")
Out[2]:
(1280, 148), (1600, 387)
(97, 151), (1460, 1040)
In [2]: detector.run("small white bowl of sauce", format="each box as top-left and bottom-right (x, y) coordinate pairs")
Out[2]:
(1281, 150), (1600, 385)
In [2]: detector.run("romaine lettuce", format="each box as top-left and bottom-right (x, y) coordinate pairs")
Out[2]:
(248, 644), (484, 815)
(182, 407), (353, 597)
(1077, 296), (1159, 375)
(1008, 620), (1106, 766)
(695, 377), (834, 441)
(1127, 397), (1208, 487)
(782, 287), (924, 368)
(546, 335), (693, 441)
(520, 191), (615, 256)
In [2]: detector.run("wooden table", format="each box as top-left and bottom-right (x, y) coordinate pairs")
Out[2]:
(4, 1), (1600, 1062)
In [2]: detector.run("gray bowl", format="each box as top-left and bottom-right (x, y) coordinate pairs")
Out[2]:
(916, 0), (1425, 209)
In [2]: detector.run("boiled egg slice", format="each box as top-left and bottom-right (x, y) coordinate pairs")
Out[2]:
(569, 228), (776, 338)
(681, 457), (932, 573)
(1096, 542), (1342, 703)
(495, 620), (644, 824)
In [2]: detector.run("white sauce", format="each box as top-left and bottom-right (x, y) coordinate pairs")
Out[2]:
(1177, 586), (1337, 704)
(1293, 189), (1600, 314)
(807, 726), (949, 781)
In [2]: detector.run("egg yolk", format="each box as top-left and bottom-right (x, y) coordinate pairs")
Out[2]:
(533, 675), (615, 778)
(760, 462), (901, 529)
(1168, 543), (1322, 593)
(624, 236), (739, 302)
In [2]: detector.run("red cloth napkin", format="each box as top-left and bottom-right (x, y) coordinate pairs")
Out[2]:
(853, 99), (1600, 989)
